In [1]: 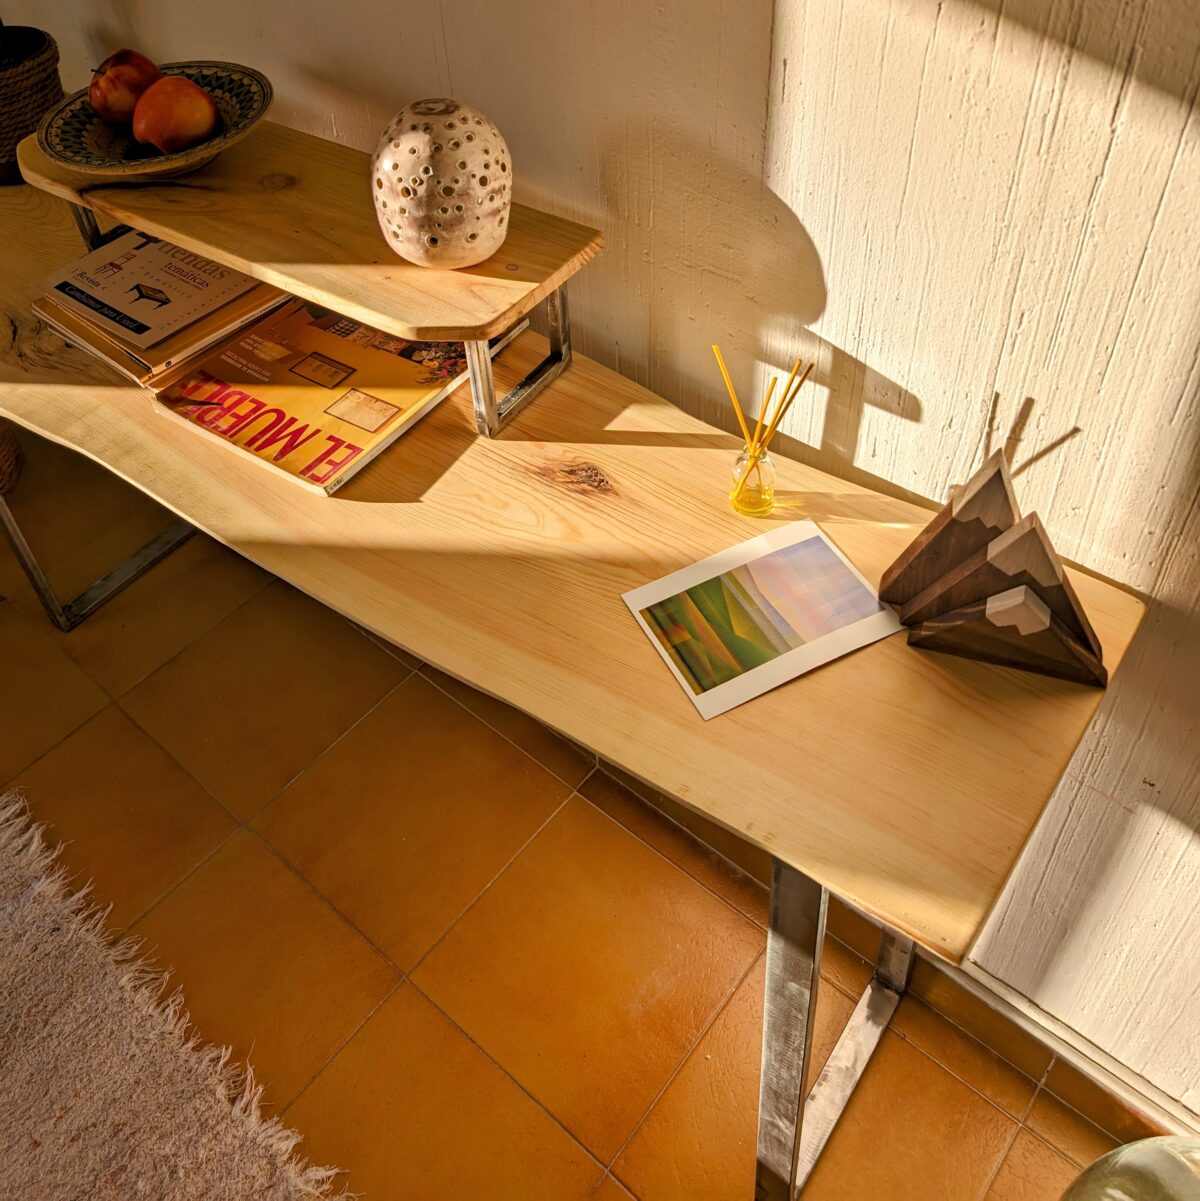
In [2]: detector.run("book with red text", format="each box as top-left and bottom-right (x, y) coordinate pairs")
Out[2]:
(154, 298), (525, 494)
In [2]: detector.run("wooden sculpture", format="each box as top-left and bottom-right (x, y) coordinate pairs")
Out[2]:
(881, 455), (1106, 687)
(878, 450), (1020, 605)
(899, 513), (1102, 659)
(907, 587), (1107, 688)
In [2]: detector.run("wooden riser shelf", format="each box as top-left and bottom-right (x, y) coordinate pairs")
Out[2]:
(18, 121), (604, 343)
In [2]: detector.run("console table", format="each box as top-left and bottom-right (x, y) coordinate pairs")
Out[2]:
(0, 181), (1145, 1198)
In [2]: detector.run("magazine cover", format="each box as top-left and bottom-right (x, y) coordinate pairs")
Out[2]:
(33, 283), (287, 384)
(46, 230), (259, 349)
(155, 298), (520, 494)
(624, 521), (902, 718)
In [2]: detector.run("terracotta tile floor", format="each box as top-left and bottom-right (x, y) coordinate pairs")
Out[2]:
(0, 435), (1135, 1199)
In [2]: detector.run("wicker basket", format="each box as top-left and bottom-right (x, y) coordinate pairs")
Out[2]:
(0, 24), (63, 185)
(0, 419), (23, 495)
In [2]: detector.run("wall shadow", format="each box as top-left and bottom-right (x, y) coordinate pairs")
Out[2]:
(974, 387), (1200, 1021)
(594, 118), (927, 503)
(960, 0), (1200, 101)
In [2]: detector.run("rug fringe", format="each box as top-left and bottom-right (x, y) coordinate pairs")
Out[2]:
(0, 793), (351, 1200)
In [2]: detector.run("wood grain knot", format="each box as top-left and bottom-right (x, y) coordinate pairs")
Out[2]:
(260, 172), (297, 192)
(3, 313), (94, 376)
(535, 461), (615, 494)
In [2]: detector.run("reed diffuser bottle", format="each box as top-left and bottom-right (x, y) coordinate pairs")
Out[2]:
(730, 446), (776, 516)
(712, 344), (813, 520)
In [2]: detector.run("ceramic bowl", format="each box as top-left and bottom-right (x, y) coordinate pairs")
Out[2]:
(35, 60), (272, 178)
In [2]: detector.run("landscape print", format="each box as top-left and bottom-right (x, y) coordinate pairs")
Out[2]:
(639, 534), (886, 695)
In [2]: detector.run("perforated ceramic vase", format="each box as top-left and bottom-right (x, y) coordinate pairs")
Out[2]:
(372, 98), (512, 269)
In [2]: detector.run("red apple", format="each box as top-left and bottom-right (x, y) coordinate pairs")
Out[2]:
(132, 77), (220, 154)
(89, 49), (162, 123)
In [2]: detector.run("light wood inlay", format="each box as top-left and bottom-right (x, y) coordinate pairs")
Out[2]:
(17, 122), (604, 342)
(0, 187), (1145, 962)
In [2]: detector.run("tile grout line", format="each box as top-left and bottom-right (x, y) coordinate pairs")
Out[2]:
(263, 764), (756, 1194)
(974, 1056), (1055, 1199)
(404, 778), (589, 978)
(889, 1011), (1039, 1127)
(61, 617), (611, 1179)
(108, 702), (247, 827)
(348, 621), (423, 670)
(576, 787), (767, 933)
(5, 539), (272, 719)
(117, 669), (413, 831)
(606, 945), (767, 1183)
(593, 762), (770, 920)
(890, 986), (1131, 1158)
(118, 677), (416, 937)
(240, 665), (417, 824)
(416, 660), (599, 793)
(99, 558), (274, 703)
(895, 972), (1056, 1090)
(246, 826), (408, 976)
(280, 975), (407, 1120)
(111, 586), (414, 829)
(408, 979), (612, 1181)
(119, 823), (244, 935)
(1021, 1055), (1126, 1169)
(8, 573), (278, 828)
(102, 586), (770, 1175)
(0, 606), (107, 791)
(886, 988), (1045, 1104)
(247, 699), (637, 1186)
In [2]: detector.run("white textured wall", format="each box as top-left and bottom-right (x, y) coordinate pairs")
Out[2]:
(761, 0), (1200, 1123)
(13, 0), (1200, 1116)
(974, 501), (1200, 1118)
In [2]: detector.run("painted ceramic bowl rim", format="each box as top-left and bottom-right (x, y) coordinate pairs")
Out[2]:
(36, 59), (273, 176)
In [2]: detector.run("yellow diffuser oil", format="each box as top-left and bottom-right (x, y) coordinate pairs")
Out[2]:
(730, 446), (776, 516)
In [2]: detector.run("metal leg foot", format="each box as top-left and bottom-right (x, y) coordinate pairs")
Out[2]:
(755, 863), (914, 1199)
(0, 489), (193, 632)
(467, 284), (572, 437)
(792, 929), (913, 1186)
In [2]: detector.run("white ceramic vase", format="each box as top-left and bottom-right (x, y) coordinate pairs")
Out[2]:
(371, 98), (512, 269)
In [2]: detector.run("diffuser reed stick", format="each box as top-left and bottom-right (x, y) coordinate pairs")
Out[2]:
(718, 351), (814, 510)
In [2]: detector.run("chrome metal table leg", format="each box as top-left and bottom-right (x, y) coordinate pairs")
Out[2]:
(0, 491), (69, 628)
(0, 489), (193, 632)
(65, 202), (130, 251)
(792, 929), (914, 1186)
(467, 283), (572, 437)
(756, 860), (827, 1200)
(755, 860), (915, 1198)
(68, 202), (104, 251)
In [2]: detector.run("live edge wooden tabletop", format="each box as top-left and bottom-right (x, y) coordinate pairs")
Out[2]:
(0, 187), (1145, 962)
(16, 122), (603, 343)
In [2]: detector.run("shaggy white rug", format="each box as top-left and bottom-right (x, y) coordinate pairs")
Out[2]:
(0, 795), (341, 1200)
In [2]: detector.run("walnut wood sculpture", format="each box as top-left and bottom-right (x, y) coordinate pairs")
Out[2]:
(907, 587), (1107, 688)
(878, 449), (1020, 605)
(882, 453), (1106, 686)
(899, 512), (1103, 660)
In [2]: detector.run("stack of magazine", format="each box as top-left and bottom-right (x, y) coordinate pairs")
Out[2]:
(37, 230), (524, 495)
